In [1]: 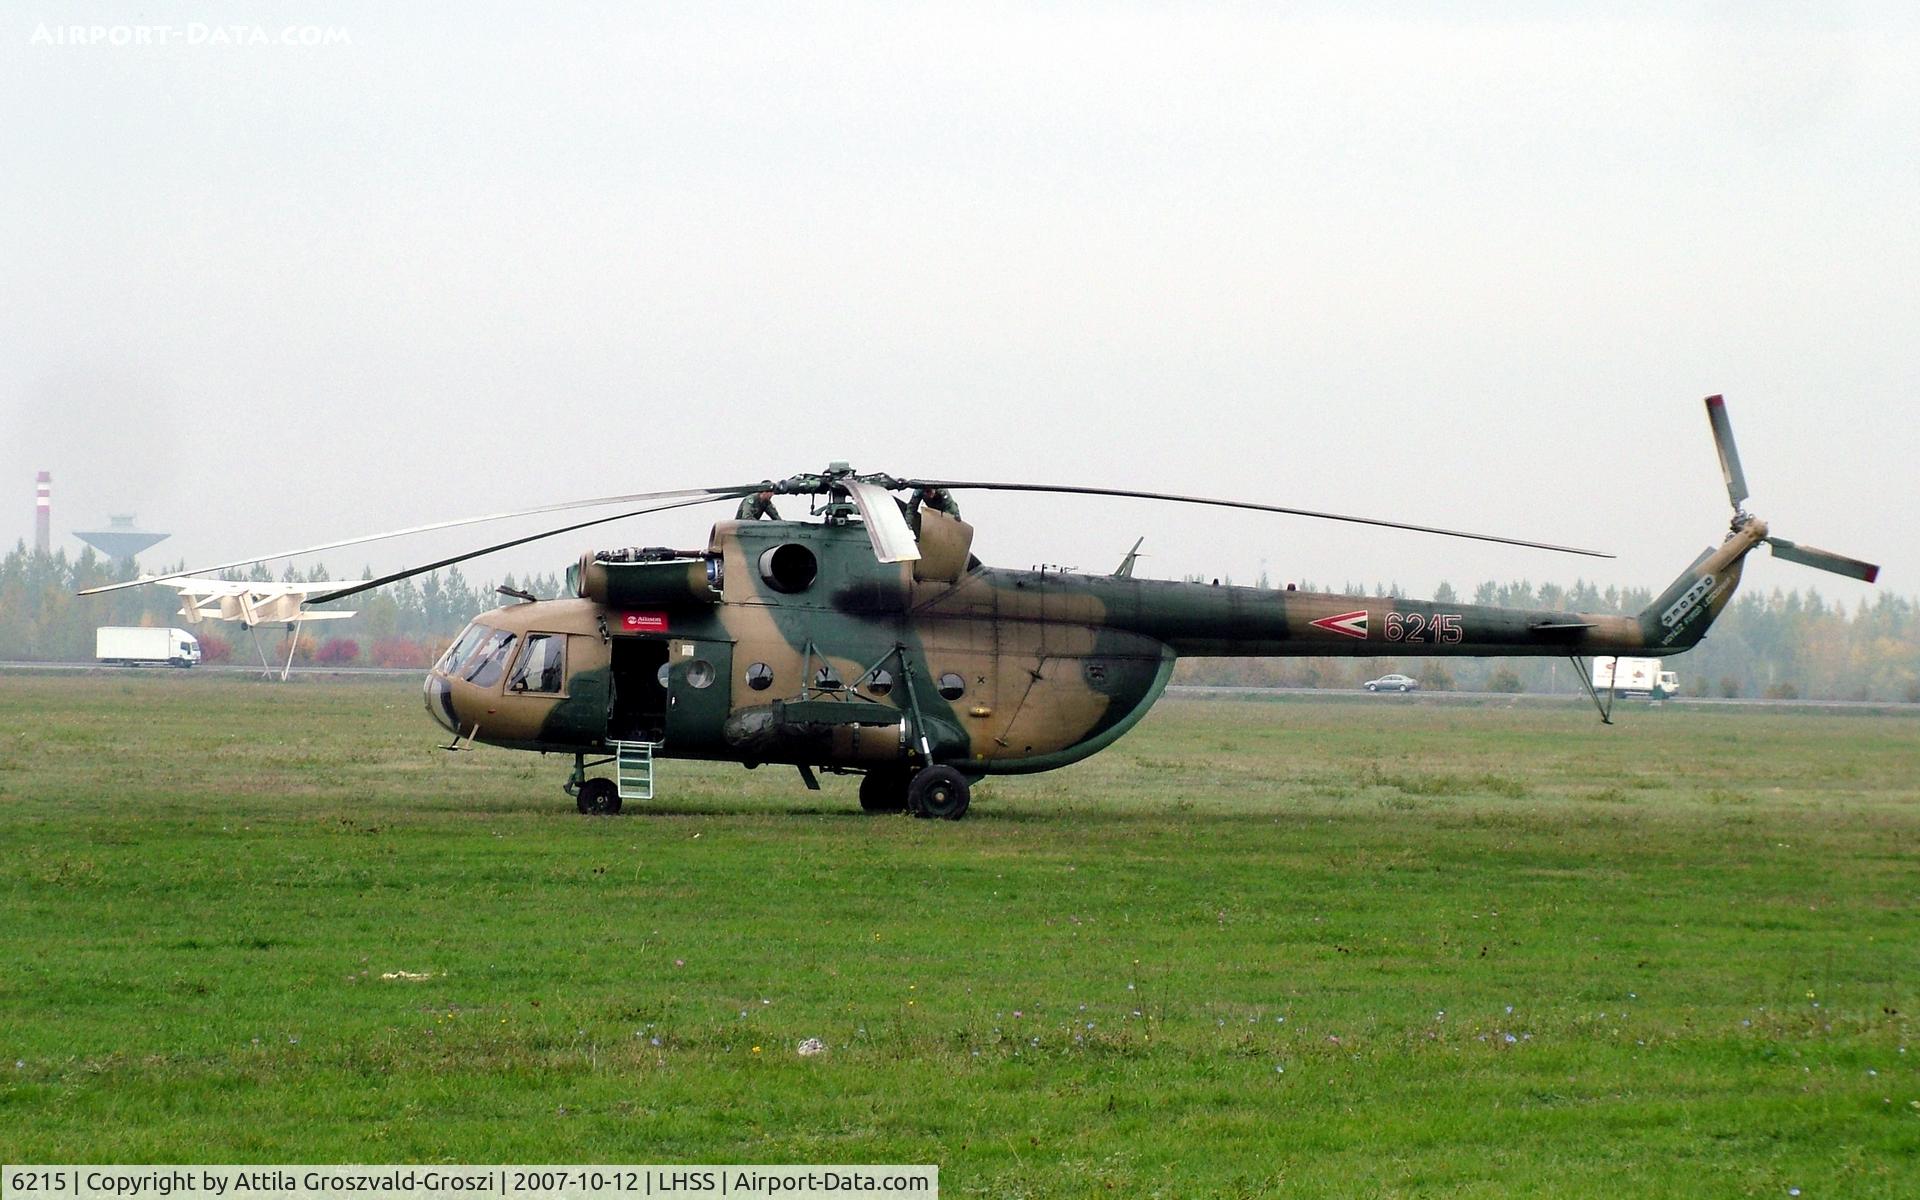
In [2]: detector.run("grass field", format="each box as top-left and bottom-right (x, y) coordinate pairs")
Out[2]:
(1, 673), (1916, 1196)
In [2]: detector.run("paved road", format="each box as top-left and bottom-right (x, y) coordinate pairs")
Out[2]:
(0, 661), (423, 678)
(1167, 684), (1919, 714)
(5, 662), (1913, 713)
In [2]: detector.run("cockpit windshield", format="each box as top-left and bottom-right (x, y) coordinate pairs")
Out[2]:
(436, 623), (490, 677)
(462, 629), (518, 688)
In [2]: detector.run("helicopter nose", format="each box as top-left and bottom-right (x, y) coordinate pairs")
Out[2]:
(424, 673), (458, 734)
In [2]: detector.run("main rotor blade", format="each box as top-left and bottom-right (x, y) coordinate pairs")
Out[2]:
(896, 479), (1612, 559)
(76, 483), (765, 596)
(1766, 537), (1880, 583)
(843, 479), (922, 563)
(1704, 394), (1750, 509)
(304, 494), (727, 605)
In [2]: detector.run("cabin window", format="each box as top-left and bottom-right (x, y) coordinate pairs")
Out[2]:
(437, 623), (490, 676)
(863, 668), (894, 697)
(687, 659), (716, 689)
(746, 662), (774, 691)
(937, 672), (966, 701)
(463, 630), (518, 688)
(508, 633), (566, 694)
(815, 665), (844, 691)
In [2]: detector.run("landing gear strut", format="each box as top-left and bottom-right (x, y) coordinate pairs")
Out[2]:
(565, 752), (621, 815)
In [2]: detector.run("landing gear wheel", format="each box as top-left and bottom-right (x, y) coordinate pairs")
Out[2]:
(908, 765), (971, 821)
(859, 769), (910, 813)
(576, 777), (621, 815)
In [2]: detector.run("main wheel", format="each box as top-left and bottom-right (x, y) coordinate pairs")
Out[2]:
(859, 769), (910, 813)
(576, 777), (621, 815)
(1366, 683), (1378, 692)
(907, 765), (971, 821)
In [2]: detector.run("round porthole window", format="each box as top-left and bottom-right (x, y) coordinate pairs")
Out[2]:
(864, 668), (894, 697)
(687, 660), (716, 689)
(746, 662), (774, 691)
(815, 665), (843, 691)
(937, 672), (966, 701)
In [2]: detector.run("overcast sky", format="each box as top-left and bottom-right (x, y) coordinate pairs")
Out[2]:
(3, 2), (1913, 611)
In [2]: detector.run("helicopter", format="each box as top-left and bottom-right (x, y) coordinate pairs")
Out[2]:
(83, 396), (1876, 819)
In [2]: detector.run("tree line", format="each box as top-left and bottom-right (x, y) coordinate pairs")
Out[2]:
(3, 541), (1915, 700)
(0, 543), (558, 669)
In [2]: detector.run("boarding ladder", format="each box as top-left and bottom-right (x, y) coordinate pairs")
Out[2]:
(613, 740), (659, 802)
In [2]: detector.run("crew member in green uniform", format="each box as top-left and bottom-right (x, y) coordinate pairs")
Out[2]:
(736, 489), (781, 520)
(909, 486), (959, 520)
(904, 486), (960, 534)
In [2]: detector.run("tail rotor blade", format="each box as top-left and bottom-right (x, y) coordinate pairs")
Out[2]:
(1704, 394), (1750, 509)
(1766, 537), (1880, 583)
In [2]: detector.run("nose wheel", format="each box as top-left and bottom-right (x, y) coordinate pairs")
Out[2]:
(575, 777), (621, 815)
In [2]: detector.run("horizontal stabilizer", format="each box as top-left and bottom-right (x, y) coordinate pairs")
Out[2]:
(1530, 620), (1597, 631)
(1767, 538), (1880, 583)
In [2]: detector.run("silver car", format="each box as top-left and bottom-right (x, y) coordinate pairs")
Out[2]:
(1364, 673), (1420, 693)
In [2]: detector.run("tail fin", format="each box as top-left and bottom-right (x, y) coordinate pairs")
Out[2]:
(1638, 521), (1766, 651)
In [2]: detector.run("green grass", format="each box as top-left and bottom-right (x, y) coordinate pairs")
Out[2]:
(1, 674), (1916, 1196)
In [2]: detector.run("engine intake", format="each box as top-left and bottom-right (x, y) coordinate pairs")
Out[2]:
(572, 551), (719, 608)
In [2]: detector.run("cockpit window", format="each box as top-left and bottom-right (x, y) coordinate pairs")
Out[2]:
(508, 633), (566, 694)
(437, 623), (490, 676)
(462, 629), (518, 688)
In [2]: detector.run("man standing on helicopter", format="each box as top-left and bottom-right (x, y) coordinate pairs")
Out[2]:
(736, 488), (781, 520)
(907, 485), (960, 529)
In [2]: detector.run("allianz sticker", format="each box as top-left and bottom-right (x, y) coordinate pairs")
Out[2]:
(1660, 574), (1716, 629)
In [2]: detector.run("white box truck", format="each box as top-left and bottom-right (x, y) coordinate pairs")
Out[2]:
(96, 626), (201, 668)
(1591, 655), (1677, 699)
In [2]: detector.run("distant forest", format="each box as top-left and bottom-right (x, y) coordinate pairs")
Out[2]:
(5, 542), (1915, 701)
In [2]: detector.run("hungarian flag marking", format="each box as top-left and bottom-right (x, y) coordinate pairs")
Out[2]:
(1310, 610), (1369, 640)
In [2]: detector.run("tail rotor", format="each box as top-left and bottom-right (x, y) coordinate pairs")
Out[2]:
(1702, 394), (1879, 584)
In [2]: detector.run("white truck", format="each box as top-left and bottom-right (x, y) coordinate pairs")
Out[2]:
(96, 626), (201, 668)
(1591, 655), (1677, 700)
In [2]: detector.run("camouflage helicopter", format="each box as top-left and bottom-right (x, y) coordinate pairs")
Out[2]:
(84, 397), (1875, 819)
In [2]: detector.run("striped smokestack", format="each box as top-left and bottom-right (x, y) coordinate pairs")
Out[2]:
(35, 471), (51, 554)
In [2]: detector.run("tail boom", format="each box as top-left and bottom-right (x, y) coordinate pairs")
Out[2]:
(1081, 523), (1766, 660)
